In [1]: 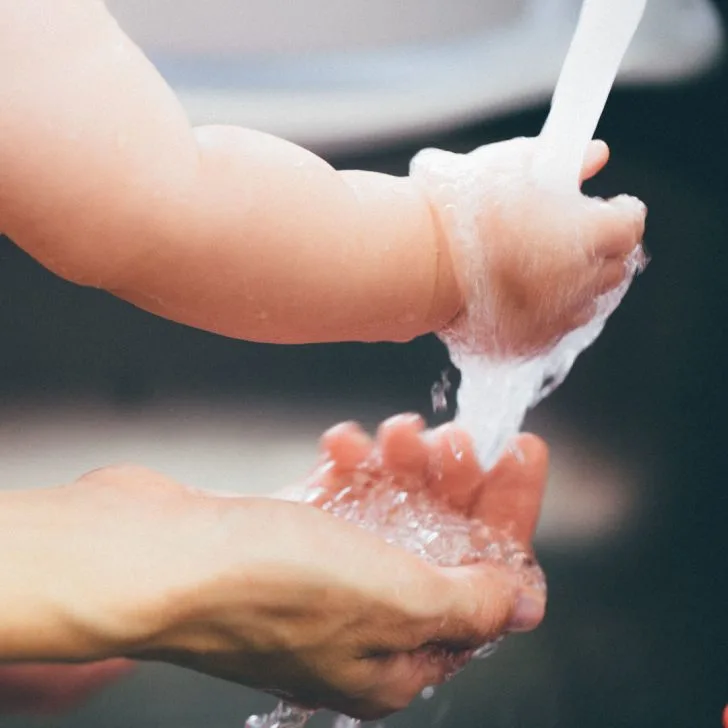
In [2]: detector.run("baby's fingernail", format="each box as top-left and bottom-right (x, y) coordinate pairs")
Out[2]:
(508, 592), (545, 633)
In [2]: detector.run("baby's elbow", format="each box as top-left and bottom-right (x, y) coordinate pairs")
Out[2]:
(7, 222), (131, 291)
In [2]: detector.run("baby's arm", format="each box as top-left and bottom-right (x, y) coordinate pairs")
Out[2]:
(0, 0), (456, 344)
(0, 1), (642, 351)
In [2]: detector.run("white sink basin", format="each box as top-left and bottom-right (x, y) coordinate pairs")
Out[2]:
(106, 0), (525, 55)
(105, 0), (724, 152)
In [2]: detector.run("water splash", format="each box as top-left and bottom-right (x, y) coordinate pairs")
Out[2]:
(245, 702), (313, 728)
(412, 0), (649, 470)
(446, 246), (646, 469)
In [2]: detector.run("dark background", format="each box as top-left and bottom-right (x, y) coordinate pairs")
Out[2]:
(0, 2), (727, 727)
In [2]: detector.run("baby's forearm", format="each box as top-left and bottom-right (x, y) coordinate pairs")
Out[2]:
(112, 135), (460, 344)
(0, 0), (459, 344)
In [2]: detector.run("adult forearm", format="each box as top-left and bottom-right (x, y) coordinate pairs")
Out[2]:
(0, 490), (105, 662)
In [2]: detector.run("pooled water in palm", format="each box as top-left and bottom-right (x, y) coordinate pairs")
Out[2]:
(246, 1), (648, 726)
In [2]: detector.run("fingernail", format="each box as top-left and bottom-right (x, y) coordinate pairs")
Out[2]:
(507, 593), (545, 633)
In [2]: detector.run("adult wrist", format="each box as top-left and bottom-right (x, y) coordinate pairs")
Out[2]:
(120, 495), (277, 664)
(0, 484), (180, 664)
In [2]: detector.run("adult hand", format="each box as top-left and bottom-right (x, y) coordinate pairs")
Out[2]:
(0, 424), (547, 720)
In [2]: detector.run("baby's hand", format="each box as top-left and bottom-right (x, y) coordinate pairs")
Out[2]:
(412, 138), (646, 356)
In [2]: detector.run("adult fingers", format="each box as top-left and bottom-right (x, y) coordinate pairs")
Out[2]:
(470, 434), (549, 547)
(377, 414), (428, 480)
(342, 651), (454, 720)
(434, 563), (544, 648)
(382, 562), (543, 662)
(424, 424), (482, 509)
(319, 421), (374, 473)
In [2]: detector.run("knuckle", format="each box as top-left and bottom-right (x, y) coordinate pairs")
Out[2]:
(407, 578), (458, 631)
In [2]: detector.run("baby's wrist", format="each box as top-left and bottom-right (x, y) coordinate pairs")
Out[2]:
(417, 190), (464, 334)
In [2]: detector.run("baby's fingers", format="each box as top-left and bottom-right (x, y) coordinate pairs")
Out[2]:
(596, 258), (630, 295)
(588, 194), (646, 259)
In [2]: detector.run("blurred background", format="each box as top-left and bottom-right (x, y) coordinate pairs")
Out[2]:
(1, 0), (727, 726)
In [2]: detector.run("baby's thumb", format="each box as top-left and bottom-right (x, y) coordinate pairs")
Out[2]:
(435, 564), (545, 650)
(580, 139), (610, 183)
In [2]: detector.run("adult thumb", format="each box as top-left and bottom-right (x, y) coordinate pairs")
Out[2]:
(434, 564), (546, 651)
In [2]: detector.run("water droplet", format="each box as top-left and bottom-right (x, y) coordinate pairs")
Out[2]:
(430, 370), (452, 413)
(473, 638), (502, 660)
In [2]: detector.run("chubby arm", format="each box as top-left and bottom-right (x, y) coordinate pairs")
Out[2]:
(0, 0), (458, 344)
